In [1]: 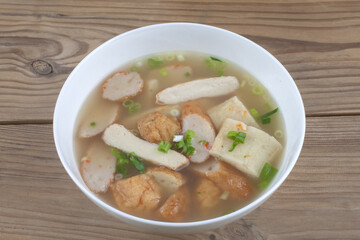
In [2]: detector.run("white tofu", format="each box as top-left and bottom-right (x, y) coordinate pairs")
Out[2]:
(209, 118), (282, 178)
(207, 96), (260, 130)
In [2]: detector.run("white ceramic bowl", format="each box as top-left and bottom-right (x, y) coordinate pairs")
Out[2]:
(53, 23), (305, 234)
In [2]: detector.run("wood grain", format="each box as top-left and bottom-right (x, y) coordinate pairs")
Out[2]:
(1, 116), (359, 240)
(0, 0), (360, 122)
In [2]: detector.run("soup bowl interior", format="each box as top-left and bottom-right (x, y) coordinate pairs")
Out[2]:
(53, 23), (305, 234)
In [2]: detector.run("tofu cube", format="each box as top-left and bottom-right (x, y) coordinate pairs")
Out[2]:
(209, 118), (282, 178)
(207, 96), (260, 130)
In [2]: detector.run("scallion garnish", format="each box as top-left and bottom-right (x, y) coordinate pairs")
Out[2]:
(252, 86), (264, 95)
(205, 56), (227, 74)
(249, 108), (259, 118)
(210, 56), (223, 62)
(158, 141), (172, 153)
(175, 130), (196, 156)
(260, 107), (278, 125)
(148, 57), (163, 68)
(258, 162), (278, 189)
(111, 149), (146, 176)
(226, 131), (246, 152)
(159, 69), (168, 76)
(90, 121), (96, 126)
(128, 152), (146, 173)
(111, 149), (130, 177)
(122, 99), (141, 113)
(185, 72), (190, 77)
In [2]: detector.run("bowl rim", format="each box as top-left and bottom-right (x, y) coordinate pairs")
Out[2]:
(53, 22), (306, 227)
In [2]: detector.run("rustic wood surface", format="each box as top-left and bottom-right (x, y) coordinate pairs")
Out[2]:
(0, 0), (359, 239)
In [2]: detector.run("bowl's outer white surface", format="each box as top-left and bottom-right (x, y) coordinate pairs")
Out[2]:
(53, 22), (305, 234)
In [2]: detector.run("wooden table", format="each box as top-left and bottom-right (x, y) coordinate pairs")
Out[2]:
(1, 1), (359, 239)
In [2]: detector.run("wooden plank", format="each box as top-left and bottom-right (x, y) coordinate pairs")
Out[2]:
(0, 0), (360, 122)
(0, 116), (359, 239)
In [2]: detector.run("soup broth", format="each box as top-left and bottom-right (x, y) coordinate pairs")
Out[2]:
(75, 51), (285, 222)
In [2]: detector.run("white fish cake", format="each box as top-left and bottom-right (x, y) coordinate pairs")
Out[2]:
(103, 124), (189, 171)
(181, 101), (215, 163)
(207, 96), (260, 130)
(156, 76), (239, 105)
(80, 140), (116, 193)
(102, 72), (144, 101)
(79, 102), (119, 138)
(209, 118), (282, 178)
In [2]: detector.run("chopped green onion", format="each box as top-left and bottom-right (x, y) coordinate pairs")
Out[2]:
(175, 130), (196, 156)
(148, 57), (163, 68)
(158, 141), (172, 153)
(249, 108), (259, 118)
(259, 162), (278, 182)
(260, 107), (278, 120)
(185, 72), (190, 77)
(252, 86), (264, 95)
(128, 102), (141, 113)
(128, 152), (145, 173)
(185, 129), (195, 139)
(173, 135), (183, 142)
(218, 70), (224, 76)
(260, 107), (278, 125)
(122, 99), (134, 108)
(170, 109), (180, 117)
(205, 57), (227, 72)
(261, 118), (271, 124)
(210, 56), (223, 62)
(90, 122), (96, 126)
(159, 69), (168, 76)
(274, 129), (283, 138)
(165, 55), (175, 61)
(198, 140), (207, 145)
(130, 66), (140, 73)
(227, 131), (246, 152)
(258, 181), (269, 189)
(111, 149), (130, 177)
(223, 208), (236, 215)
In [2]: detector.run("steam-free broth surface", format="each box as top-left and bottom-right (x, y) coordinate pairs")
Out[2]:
(75, 51), (285, 222)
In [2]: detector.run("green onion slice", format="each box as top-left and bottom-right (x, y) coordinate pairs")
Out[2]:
(259, 162), (278, 182)
(252, 86), (264, 95)
(159, 69), (168, 76)
(227, 131), (246, 152)
(249, 108), (259, 118)
(158, 141), (172, 153)
(128, 102), (141, 113)
(148, 57), (163, 68)
(260, 108), (278, 121)
(90, 121), (96, 126)
(128, 152), (146, 173)
(210, 56), (223, 62)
